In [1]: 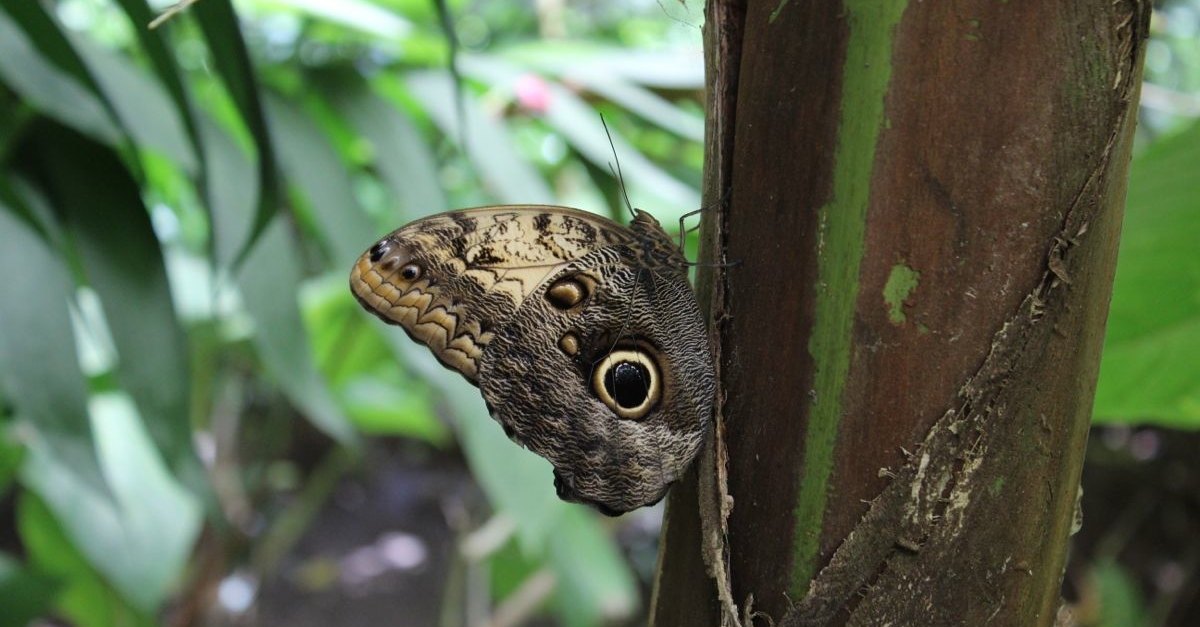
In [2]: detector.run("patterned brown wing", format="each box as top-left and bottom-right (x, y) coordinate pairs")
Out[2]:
(478, 215), (714, 514)
(350, 205), (714, 514)
(349, 205), (635, 381)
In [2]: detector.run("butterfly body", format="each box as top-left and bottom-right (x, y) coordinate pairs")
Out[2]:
(350, 205), (713, 514)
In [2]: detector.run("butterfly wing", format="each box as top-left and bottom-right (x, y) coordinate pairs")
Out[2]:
(478, 238), (714, 514)
(351, 205), (714, 514)
(350, 205), (634, 381)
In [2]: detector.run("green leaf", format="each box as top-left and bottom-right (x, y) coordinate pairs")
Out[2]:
(548, 507), (638, 627)
(265, 93), (376, 266)
(458, 55), (700, 220)
(17, 492), (156, 627)
(0, 2), (126, 137)
(538, 84), (699, 219)
(0, 427), (23, 496)
(237, 217), (357, 443)
(21, 392), (202, 612)
(0, 2), (84, 77)
(0, 188), (105, 494)
(338, 375), (446, 440)
(260, 0), (414, 38)
(26, 122), (195, 475)
(571, 75), (704, 142)
(328, 74), (447, 220)
(0, 553), (61, 627)
(0, 9), (119, 145)
(200, 115), (260, 269)
(193, 0), (280, 264)
(71, 37), (198, 173)
(1089, 559), (1144, 627)
(110, 0), (206, 173)
(501, 43), (704, 89)
(403, 71), (554, 204)
(1094, 120), (1200, 427)
(487, 538), (544, 605)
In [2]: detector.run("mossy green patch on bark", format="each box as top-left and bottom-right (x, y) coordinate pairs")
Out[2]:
(883, 263), (920, 324)
(791, 0), (909, 596)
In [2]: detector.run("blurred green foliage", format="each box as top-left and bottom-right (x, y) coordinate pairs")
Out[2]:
(0, 1), (1196, 626)
(1089, 558), (1147, 627)
(0, 0), (703, 624)
(1093, 120), (1200, 427)
(1090, 2), (1200, 431)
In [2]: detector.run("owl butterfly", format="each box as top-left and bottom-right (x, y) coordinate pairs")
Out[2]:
(349, 205), (714, 515)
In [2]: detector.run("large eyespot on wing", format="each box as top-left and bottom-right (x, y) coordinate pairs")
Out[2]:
(590, 346), (663, 420)
(349, 204), (715, 515)
(476, 251), (715, 515)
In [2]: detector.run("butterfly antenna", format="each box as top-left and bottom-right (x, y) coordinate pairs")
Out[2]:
(600, 115), (636, 220)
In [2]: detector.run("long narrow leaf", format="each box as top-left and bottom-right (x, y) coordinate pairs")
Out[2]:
(70, 38), (197, 174)
(264, 94), (375, 266)
(109, 0), (213, 268)
(327, 74), (446, 220)
(403, 71), (553, 204)
(502, 44), (704, 89)
(200, 116), (259, 270)
(257, 0), (414, 37)
(0, 431), (21, 496)
(0, 185), (104, 495)
(237, 217), (356, 443)
(0, 10), (119, 146)
(16, 493), (127, 627)
(21, 393), (202, 612)
(193, 0), (279, 267)
(459, 56), (700, 218)
(0, 2), (128, 145)
(549, 507), (638, 627)
(111, 0), (206, 173)
(27, 122), (195, 477)
(568, 75), (703, 142)
(0, 552), (60, 627)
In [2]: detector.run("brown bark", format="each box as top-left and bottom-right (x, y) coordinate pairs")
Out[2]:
(652, 2), (1150, 626)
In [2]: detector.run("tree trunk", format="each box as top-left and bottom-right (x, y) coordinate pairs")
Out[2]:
(651, 2), (1150, 626)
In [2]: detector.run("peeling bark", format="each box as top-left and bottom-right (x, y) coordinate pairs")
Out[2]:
(651, 0), (745, 625)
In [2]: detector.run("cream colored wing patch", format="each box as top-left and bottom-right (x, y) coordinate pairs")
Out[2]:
(349, 205), (633, 381)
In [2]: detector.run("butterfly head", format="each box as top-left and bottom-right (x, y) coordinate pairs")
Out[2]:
(629, 209), (688, 270)
(349, 233), (439, 325)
